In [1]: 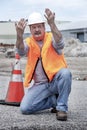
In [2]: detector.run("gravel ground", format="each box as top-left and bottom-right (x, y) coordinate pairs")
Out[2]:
(0, 77), (87, 130)
(0, 53), (87, 130)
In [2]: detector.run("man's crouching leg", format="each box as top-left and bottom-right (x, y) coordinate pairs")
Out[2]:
(56, 68), (72, 121)
(20, 83), (57, 114)
(49, 68), (72, 121)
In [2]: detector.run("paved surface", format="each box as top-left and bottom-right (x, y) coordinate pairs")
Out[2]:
(0, 76), (87, 130)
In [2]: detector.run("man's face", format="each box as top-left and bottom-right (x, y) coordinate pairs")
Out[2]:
(29, 23), (45, 41)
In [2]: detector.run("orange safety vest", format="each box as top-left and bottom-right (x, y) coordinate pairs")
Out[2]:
(24, 32), (67, 87)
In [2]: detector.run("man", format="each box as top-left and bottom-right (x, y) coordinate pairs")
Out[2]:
(15, 8), (72, 121)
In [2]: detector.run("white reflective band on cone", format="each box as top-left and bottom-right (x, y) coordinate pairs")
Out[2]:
(14, 61), (21, 70)
(11, 74), (23, 82)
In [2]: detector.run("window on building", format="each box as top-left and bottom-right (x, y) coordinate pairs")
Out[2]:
(77, 32), (84, 42)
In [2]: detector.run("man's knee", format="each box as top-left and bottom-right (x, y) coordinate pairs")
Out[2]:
(20, 102), (33, 114)
(59, 69), (72, 91)
(55, 68), (72, 91)
(59, 68), (72, 81)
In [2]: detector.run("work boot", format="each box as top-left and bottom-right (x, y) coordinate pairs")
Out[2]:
(56, 111), (67, 121)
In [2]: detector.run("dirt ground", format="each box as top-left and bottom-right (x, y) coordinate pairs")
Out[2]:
(0, 52), (87, 80)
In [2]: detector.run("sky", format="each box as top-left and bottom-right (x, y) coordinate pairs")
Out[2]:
(0, 0), (87, 22)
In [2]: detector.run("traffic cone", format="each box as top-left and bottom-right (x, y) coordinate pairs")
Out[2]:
(5, 53), (24, 106)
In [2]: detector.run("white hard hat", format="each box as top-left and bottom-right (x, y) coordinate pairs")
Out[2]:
(28, 12), (45, 25)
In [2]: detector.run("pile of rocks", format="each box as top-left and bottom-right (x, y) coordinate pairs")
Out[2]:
(64, 38), (87, 57)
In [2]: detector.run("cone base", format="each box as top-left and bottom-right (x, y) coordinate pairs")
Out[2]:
(5, 81), (24, 103)
(0, 99), (20, 106)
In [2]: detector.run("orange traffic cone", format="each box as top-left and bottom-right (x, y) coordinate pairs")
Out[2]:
(5, 53), (24, 106)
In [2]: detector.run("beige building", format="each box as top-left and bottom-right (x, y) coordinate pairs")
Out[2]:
(0, 21), (87, 44)
(0, 21), (30, 45)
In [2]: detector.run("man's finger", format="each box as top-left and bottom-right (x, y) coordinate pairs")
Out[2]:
(44, 14), (48, 20)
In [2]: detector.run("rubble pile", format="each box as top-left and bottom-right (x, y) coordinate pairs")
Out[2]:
(64, 38), (87, 57)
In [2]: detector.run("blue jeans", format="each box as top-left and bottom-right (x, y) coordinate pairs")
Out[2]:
(20, 68), (72, 114)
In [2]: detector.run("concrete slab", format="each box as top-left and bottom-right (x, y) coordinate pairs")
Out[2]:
(0, 76), (87, 130)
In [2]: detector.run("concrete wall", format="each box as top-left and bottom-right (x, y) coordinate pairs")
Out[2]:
(61, 28), (87, 43)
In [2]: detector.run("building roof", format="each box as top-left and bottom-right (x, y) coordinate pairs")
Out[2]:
(58, 21), (87, 31)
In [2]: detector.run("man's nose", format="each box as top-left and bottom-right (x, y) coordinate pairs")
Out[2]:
(36, 27), (39, 31)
